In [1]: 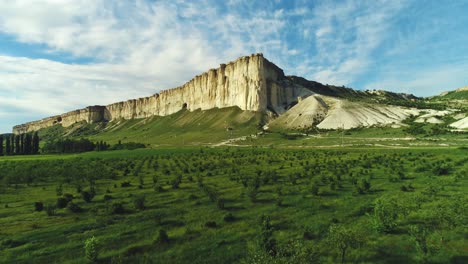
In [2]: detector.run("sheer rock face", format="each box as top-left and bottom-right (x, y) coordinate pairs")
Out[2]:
(13, 54), (302, 134)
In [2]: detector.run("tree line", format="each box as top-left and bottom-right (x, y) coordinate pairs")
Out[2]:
(42, 139), (109, 154)
(0, 132), (40, 156)
(42, 139), (145, 154)
(1, 133), (146, 156)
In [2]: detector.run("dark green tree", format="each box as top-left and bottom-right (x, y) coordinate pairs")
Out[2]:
(20, 134), (25, 154)
(32, 132), (40, 154)
(5, 135), (11, 155)
(24, 134), (32, 155)
(369, 196), (406, 233)
(15, 134), (20, 154)
(0, 135), (3, 156)
(327, 225), (362, 264)
(258, 215), (276, 255)
(10, 135), (15, 155)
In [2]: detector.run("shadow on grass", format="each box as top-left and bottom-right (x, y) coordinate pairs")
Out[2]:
(450, 256), (468, 264)
(253, 198), (275, 204)
(364, 248), (414, 264)
(225, 205), (245, 211)
(161, 219), (185, 227)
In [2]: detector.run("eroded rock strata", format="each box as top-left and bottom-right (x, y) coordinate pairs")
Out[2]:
(13, 54), (302, 134)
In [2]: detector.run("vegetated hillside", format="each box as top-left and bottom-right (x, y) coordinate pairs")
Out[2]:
(265, 82), (468, 132)
(37, 107), (264, 146)
(439, 90), (468, 100)
(0, 147), (466, 263)
(427, 87), (468, 111)
(287, 75), (419, 103)
(34, 93), (465, 147)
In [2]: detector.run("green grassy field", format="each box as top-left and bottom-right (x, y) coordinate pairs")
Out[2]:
(1, 146), (466, 263)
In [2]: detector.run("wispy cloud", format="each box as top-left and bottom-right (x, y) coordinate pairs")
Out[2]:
(0, 0), (290, 132)
(0, 0), (467, 133)
(296, 1), (407, 85)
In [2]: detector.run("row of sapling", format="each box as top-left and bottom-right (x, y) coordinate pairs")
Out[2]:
(1, 148), (464, 262)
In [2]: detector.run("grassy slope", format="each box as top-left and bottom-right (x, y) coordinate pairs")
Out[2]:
(426, 91), (468, 112)
(439, 90), (468, 100)
(0, 147), (467, 263)
(38, 107), (263, 146)
(35, 108), (467, 149)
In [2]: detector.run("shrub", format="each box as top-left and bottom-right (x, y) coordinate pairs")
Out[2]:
(55, 184), (63, 196)
(46, 204), (56, 216)
(81, 191), (94, 203)
(34, 202), (44, 212)
(154, 184), (164, 193)
(153, 211), (164, 224)
(63, 193), (74, 201)
(110, 202), (125, 214)
(197, 175), (204, 187)
(155, 229), (169, 244)
(369, 196), (404, 233)
(216, 198), (225, 210)
(133, 195), (146, 210)
(204, 221), (217, 228)
(152, 175), (159, 184)
(432, 163), (450, 176)
(103, 194), (113, 201)
(359, 179), (371, 193)
(171, 175), (182, 189)
(310, 183), (320, 196)
(276, 196), (283, 207)
(56, 197), (69, 209)
(258, 215), (276, 255)
(303, 226), (314, 240)
(84, 236), (99, 262)
(326, 225), (362, 263)
(223, 213), (235, 222)
(120, 181), (131, 188)
(67, 202), (82, 213)
(247, 187), (258, 202)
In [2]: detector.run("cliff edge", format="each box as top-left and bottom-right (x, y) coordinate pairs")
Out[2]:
(13, 53), (304, 134)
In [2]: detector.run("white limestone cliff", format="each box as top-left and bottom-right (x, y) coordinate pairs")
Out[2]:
(13, 54), (302, 134)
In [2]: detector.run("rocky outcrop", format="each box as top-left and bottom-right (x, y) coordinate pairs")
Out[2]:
(13, 54), (304, 134)
(13, 106), (105, 134)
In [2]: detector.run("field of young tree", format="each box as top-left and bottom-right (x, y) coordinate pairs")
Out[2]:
(0, 147), (466, 263)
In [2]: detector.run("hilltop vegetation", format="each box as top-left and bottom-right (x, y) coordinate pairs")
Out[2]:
(0, 147), (466, 263)
(426, 89), (468, 112)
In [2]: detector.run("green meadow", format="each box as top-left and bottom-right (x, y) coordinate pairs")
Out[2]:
(1, 147), (466, 263)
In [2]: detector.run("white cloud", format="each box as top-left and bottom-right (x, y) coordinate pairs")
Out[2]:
(0, 0), (293, 132)
(0, 0), (466, 133)
(296, 1), (406, 85)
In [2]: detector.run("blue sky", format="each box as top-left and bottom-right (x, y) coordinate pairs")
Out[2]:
(0, 0), (467, 133)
